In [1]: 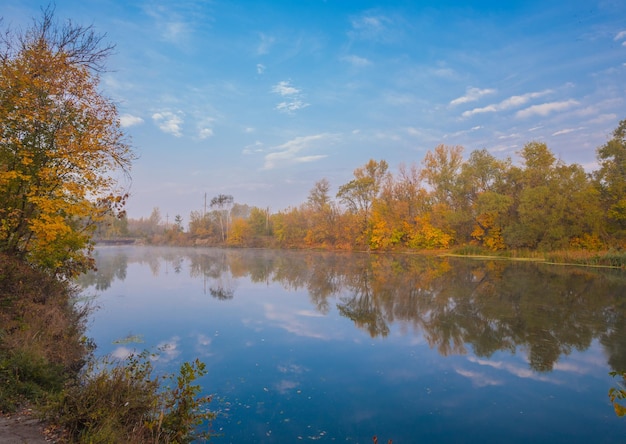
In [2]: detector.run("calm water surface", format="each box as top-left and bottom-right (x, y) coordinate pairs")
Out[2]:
(79, 246), (626, 443)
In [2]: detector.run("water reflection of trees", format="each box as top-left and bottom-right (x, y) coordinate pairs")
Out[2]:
(83, 247), (626, 372)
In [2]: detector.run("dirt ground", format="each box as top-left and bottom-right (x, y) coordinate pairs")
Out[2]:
(0, 410), (55, 443)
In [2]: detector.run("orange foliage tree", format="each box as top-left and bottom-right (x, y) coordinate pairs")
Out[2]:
(0, 9), (134, 276)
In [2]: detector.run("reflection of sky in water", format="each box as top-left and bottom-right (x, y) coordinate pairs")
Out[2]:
(82, 247), (626, 443)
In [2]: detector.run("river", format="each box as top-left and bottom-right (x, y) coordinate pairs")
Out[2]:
(79, 246), (626, 443)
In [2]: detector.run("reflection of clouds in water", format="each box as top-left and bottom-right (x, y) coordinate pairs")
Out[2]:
(197, 334), (212, 346)
(152, 336), (181, 362)
(553, 344), (606, 375)
(295, 309), (324, 318)
(277, 363), (306, 374)
(242, 318), (264, 332)
(194, 333), (214, 357)
(274, 363), (306, 394)
(455, 368), (502, 387)
(111, 346), (134, 360)
(264, 303), (328, 340)
(467, 356), (555, 383)
(274, 379), (299, 394)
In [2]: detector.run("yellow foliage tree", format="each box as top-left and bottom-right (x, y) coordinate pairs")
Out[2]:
(407, 215), (454, 249)
(227, 217), (252, 246)
(0, 9), (133, 276)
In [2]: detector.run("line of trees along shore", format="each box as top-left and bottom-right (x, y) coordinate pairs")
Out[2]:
(105, 120), (626, 253)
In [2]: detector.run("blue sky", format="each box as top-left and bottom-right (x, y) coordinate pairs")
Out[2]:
(4, 1), (626, 219)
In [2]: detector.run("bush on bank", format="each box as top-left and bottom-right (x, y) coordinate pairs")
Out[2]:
(0, 253), (214, 442)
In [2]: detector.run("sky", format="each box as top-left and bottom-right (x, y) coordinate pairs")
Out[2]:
(3, 1), (626, 220)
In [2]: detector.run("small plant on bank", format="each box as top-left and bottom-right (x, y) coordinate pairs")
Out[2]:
(609, 371), (626, 417)
(49, 351), (214, 443)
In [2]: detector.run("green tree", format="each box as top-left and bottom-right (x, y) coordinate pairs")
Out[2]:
(595, 119), (626, 242)
(0, 8), (133, 276)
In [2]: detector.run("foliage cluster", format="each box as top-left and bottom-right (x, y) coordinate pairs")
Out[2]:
(610, 371), (626, 417)
(101, 120), (626, 259)
(0, 8), (134, 278)
(50, 353), (214, 443)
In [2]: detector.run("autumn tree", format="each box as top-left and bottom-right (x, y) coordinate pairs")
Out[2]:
(305, 178), (337, 246)
(460, 149), (511, 250)
(0, 8), (133, 276)
(210, 194), (234, 242)
(595, 119), (626, 242)
(337, 159), (389, 244)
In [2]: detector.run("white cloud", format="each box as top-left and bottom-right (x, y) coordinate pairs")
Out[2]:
(119, 114), (144, 128)
(272, 81), (309, 114)
(450, 87), (497, 106)
(552, 127), (584, 136)
(341, 54), (372, 67)
(516, 99), (579, 118)
(198, 128), (214, 139)
(276, 100), (309, 114)
(272, 80), (300, 96)
(152, 111), (184, 137)
(257, 63), (266, 74)
(614, 30), (626, 40)
(462, 90), (552, 117)
(197, 117), (215, 139)
(263, 133), (333, 169)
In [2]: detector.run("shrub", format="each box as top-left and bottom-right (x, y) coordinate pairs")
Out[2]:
(50, 352), (214, 443)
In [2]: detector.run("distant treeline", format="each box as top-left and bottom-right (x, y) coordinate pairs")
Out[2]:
(96, 119), (626, 253)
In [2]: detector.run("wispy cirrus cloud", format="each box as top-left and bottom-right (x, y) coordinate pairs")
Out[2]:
(349, 13), (393, 41)
(614, 30), (626, 41)
(152, 111), (184, 137)
(257, 33), (275, 55)
(263, 133), (333, 169)
(119, 114), (144, 128)
(462, 90), (553, 118)
(450, 87), (496, 107)
(552, 127), (584, 136)
(516, 99), (579, 118)
(272, 80), (309, 114)
(341, 54), (372, 67)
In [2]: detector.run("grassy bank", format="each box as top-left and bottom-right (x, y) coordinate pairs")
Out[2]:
(0, 253), (213, 442)
(449, 246), (626, 269)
